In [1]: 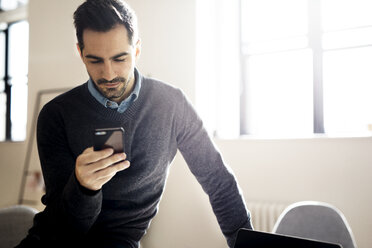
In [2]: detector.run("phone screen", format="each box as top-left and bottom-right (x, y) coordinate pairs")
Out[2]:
(93, 127), (125, 153)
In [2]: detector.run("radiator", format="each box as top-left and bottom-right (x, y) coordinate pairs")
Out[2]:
(246, 201), (288, 232)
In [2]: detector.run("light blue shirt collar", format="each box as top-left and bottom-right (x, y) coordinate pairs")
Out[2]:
(88, 70), (141, 113)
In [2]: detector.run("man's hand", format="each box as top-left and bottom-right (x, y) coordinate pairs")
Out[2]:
(75, 147), (130, 191)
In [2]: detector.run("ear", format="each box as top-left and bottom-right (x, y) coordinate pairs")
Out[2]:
(135, 39), (141, 60)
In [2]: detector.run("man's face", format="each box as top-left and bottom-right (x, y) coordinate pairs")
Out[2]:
(78, 24), (141, 103)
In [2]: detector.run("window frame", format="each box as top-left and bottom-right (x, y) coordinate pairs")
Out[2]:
(0, 5), (28, 142)
(239, 0), (372, 136)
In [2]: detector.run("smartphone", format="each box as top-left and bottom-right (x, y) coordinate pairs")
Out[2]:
(93, 127), (125, 154)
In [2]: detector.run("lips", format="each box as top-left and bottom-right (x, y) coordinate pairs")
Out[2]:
(104, 82), (121, 88)
(97, 77), (126, 89)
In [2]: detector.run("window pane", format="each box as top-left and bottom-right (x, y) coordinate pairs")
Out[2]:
(9, 75), (27, 86)
(0, 31), (5, 79)
(0, 80), (4, 92)
(0, 0), (28, 10)
(323, 27), (372, 50)
(8, 21), (29, 77)
(245, 36), (308, 54)
(0, 92), (6, 141)
(0, 0), (18, 11)
(244, 49), (313, 136)
(10, 79), (28, 141)
(323, 47), (372, 133)
(241, 0), (308, 43)
(322, 0), (372, 31)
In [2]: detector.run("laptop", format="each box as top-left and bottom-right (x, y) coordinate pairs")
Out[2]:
(234, 229), (343, 248)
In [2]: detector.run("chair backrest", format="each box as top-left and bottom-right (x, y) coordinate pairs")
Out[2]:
(0, 205), (38, 248)
(272, 201), (357, 248)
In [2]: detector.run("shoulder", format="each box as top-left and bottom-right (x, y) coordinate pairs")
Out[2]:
(139, 74), (199, 123)
(51, 84), (86, 105)
(38, 83), (87, 123)
(40, 84), (87, 111)
(142, 75), (183, 94)
(140, 74), (186, 105)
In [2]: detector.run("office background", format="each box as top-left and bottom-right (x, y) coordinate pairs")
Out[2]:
(0, 0), (371, 247)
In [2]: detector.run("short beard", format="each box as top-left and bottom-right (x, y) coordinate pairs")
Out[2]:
(96, 76), (130, 101)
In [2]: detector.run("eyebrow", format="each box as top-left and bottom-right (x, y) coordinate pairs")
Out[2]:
(85, 52), (129, 60)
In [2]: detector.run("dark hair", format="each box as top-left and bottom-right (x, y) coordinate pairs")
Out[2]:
(73, 0), (138, 51)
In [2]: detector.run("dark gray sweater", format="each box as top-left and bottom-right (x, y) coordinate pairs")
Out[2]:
(19, 71), (252, 248)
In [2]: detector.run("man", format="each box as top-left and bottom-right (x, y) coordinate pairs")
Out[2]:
(18, 0), (252, 247)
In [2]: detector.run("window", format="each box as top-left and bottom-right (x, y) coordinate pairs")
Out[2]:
(0, 1), (29, 141)
(321, 0), (372, 134)
(196, 0), (372, 138)
(0, 0), (28, 11)
(240, 0), (372, 136)
(240, 0), (313, 136)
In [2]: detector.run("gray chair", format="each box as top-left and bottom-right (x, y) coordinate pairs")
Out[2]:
(0, 205), (38, 248)
(272, 201), (357, 248)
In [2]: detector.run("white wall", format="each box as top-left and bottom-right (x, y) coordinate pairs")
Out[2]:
(141, 137), (372, 248)
(0, 0), (371, 248)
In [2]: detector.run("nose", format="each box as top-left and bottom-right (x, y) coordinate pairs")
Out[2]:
(101, 61), (116, 81)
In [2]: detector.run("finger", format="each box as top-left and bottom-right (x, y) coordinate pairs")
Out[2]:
(81, 148), (115, 165)
(81, 160), (130, 190)
(91, 153), (127, 171)
(95, 160), (130, 180)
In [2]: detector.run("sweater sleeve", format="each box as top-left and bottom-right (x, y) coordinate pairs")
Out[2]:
(28, 101), (102, 242)
(176, 92), (253, 247)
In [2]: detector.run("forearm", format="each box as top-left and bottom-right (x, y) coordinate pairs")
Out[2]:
(35, 103), (102, 240)
(205, 162), (253, 247)
(184, 146), (253, 247)
(176, 94), (252, 247)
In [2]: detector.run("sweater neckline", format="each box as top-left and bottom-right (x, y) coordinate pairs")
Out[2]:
(81, 71), (147, 123)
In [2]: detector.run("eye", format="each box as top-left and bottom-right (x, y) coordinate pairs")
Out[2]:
(114, 58), (126, 62)
(90, 60), (103, 64)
